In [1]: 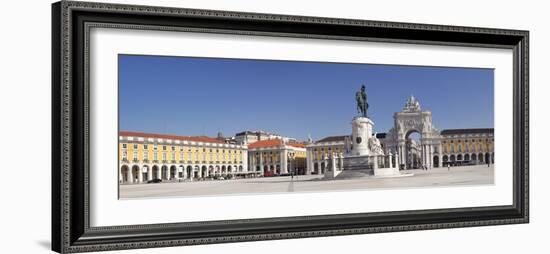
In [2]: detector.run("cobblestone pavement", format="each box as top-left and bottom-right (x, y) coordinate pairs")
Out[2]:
(120, 164), (494, 199)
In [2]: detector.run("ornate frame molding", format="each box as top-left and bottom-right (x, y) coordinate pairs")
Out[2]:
(52, 1), (529, 253)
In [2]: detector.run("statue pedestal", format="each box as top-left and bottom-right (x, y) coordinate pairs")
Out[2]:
(350, 117), (374, 156)
(324, 116), (411, 180)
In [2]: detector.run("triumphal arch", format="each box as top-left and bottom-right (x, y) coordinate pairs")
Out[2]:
(384, 96), (443, 169)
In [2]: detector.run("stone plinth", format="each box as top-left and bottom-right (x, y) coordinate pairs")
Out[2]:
(342, 155), (373, 175)
(350, 117), (374, 156)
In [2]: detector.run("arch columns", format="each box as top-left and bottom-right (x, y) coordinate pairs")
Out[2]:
(438, 144), (443, 167)
(338, 153), (344, 171)
(398, 141), (406, 168)
(281, 151), (288, 174)
(138, 165), (143, 183)
(146, 165), (152, 181)
(155, 167), (161, 180)
(128, 167), (134, 183)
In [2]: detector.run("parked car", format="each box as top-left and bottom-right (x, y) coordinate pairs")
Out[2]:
(147, 178), (162, 183)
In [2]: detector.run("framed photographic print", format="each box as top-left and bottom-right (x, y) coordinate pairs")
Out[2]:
(51, 1), (529, 253)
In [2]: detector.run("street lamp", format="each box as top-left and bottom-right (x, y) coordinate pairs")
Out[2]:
(288, 152), (295, 179)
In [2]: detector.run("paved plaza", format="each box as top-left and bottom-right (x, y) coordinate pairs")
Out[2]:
(119, 164), (494, 199)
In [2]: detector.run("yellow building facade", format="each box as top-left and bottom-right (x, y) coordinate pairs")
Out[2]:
(306, 136), (347, 174)
(247, 139), (307, 176)
(119, 131), (249, 184)
(440, 128), (494, 166)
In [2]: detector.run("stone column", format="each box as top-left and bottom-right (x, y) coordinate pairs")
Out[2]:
(372, 155), (378, 170)
(323, 156), (328, 174)
(437, 143), (442, 167)
(306, 149), (313, 175)
(147, 165), (153, 181)
(339, 153), (344, 171)
(176, 167), (181, 181)
(398, 142), (406, 168)
(259, 152), (264, 176)
(182, 166), (187, 180)
(422, 144), (428, 167)
(424, 145), (428, 168)
(128, 168), (134, 183)
(330, 153), (337, 171)
(119, 169), (123, 183)
(281, 150), (288, 174)
(138, 166), (143, 183)
(428, 145), (434, 169)
(242, 148), (248, 172)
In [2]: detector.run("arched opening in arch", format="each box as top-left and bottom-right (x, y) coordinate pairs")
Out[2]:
(161, 165), (169, 180)
(478, 153), (484, 163)
(457, 154), (463, 161)
(491, 153), (494, 163)
(152, 165), (159, 180)
(485, 153), (490, 164)
(142, 165), (150, 181)
(227, 165), (232, 173)
(179, 165), (185, 179)
(464, 154), (470, 162)
(208, 165), (214, 177)
(186, 166), (193, 179)
(320, 162), (325, 174)
(120, 165), (129, 183)
(405, 130), (422, 169)
(194, 165), (200, 178)
(450, 155), (456, 165)
(201, 165), (207, 178)
(276, 164), (281, 175)
(314, 162), (319, 174)
(131, 165), (140, 183)
(169, 165), (177, 180)
(433, 156), (439, 168)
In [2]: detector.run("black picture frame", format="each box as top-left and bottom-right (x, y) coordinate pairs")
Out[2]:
(51, 1), (529, 253)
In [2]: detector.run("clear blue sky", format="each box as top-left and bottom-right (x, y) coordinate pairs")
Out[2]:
(119, 55), (494, 141)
